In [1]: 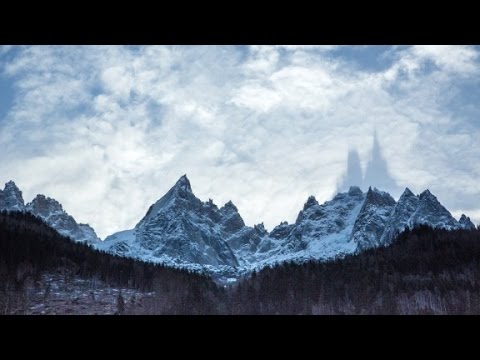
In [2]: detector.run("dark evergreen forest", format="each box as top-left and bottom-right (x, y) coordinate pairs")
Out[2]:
(0, 211), (220, 314)
(1, 210), (480, 315)
(229, 225), (480, 314)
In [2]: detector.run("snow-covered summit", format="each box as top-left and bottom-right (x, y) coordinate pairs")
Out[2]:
(459, 214), (476, 230)
(98, 178), (475, 281)
(26, 194), (100, 244)
(0, 181), (99, 244)
(0, 181), (25, 212)
(101, 175), (241, 268)
(3, 177), (474, 282)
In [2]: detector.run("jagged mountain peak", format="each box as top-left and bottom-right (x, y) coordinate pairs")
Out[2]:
(401, 187), (416, 198)
(0, 181), (99, 243)
(352, 186), (396, 250)
(27, 194), (64, 213)
(0, 180), (25, 212)
(4, 180), (20, 191)
(138, 175), (202, 226)
(459, 214), (476, 230)
(26, 193), (100, 243)
(419, 189), (436, 201)
(204, 198), (219, 209)
(175, 174), (192, 191)
(220, 200), (239, 213)
(303, 196), (319, 210)
(254, 223), (268, 236)
(167, 174), (196, 200)
(364, 186), (396, 206)
(97, 175), (476, 281)
(220, 201), (245, 233)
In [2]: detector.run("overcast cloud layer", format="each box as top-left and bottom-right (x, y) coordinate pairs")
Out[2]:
(0, 45), (479, 238)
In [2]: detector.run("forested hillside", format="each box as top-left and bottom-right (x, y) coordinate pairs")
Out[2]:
(0, 211), (219, 314)
(228, 226), (480, 314)
(2, 211), (480, 315)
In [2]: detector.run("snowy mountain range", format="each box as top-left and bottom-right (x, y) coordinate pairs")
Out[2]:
(0, 181), (100, 244)
(1, 177), (476, 281)
(95, 175), (475, 281)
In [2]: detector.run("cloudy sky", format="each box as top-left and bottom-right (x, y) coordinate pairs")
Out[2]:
(0, 45), (479, 238)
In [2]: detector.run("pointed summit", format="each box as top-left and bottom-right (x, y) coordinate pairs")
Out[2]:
(26, 194), (100, 243)
(364, 187), (396, 207)
(303, 196), (319, 210)
(26, 194), (64, 217)
(5, 180), (19, 190)
(419, 189), (434, 199)
(459, 214), (476, 230)
(0, 180), (25, 211)
(254, 223), (268, 236)
(412, 189), (458, 229)
(221, 200), (238, 213)
(401, 187), (415, 198)
(137, 175), (201, 227)
(130, 175), (240, 267)
(174, 174), (192, 192)
(219, 200), (245, 232)
(352, 186), (396, 250)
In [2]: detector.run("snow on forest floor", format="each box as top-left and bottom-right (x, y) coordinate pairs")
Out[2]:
(22, 274), (155, 315)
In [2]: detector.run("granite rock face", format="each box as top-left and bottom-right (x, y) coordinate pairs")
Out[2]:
(1, 181), (99, 243)
(99, 176), (474, 278)
(26, 194), (100, 244)
(0, 181), (25, 212)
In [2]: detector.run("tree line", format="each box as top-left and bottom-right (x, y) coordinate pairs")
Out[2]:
(2, 210), (480, 314)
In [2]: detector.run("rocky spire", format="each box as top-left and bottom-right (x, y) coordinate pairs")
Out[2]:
(303, 196), (319, 211)
(0, 180), (25, 211)
(459, 214), (476, 230)
(26, 194), (64, 217)
(173, 174), (192, 193)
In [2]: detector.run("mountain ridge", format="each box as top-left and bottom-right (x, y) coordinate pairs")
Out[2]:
(1, 177), (476, 281)
(0, 181), (100, 244)
(96, 175), (476, 281)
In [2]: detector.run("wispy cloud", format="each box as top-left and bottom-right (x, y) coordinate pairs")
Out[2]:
(0, 45), (479, 237)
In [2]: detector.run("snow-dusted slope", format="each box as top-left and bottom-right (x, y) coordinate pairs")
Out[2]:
(98, 176), (475, 280)
(26, 195), (100, 244)
(251, 187), (366, 267)
(459, 214), (476, 230)
(4, 177), (473, 280)
(352, 187), (396, 250)
(0, 180), (99, 244)
(98, 176), (240, 268)
(0, 181), (25, 212)
(379, 188), (462, 247)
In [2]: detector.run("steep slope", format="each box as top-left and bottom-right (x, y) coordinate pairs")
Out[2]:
(379, 188), (461, 247)
(0, 181), (25, 212)
(412, 190), (458, 229)
(379, 188), (419, 246)
(459, 214), (476, 230)
(0, 180), (100, 243)
(99, 176), (240, 268)
(99, 178), (476, 280)
(26, 195), (100, 244)
(351, 187), (396, 251)
(250, 186), (366, 266)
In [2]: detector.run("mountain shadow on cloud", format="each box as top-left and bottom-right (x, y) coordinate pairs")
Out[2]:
(363, 131), (401, 197)
(338, 131), (401, 198)
(337, 149), (363, 193)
